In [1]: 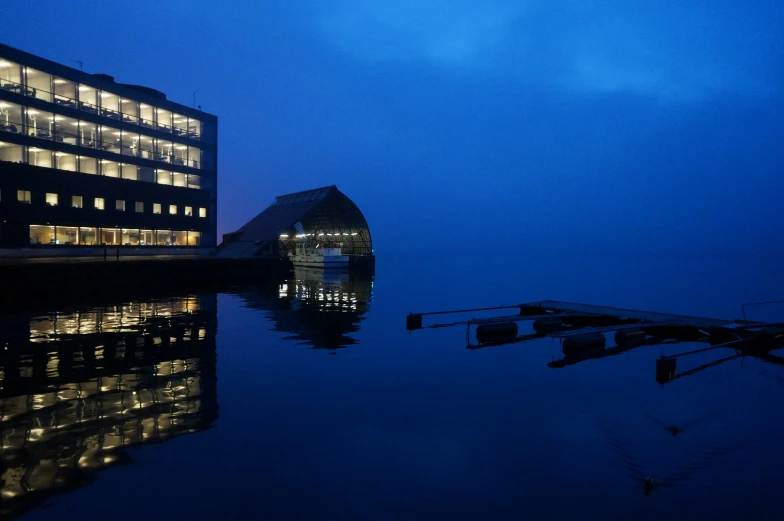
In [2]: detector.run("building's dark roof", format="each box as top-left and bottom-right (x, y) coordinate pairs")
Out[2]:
(234, 185), (337, 242)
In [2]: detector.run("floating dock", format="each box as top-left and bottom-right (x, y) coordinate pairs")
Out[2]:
(406, 300), (784, 384)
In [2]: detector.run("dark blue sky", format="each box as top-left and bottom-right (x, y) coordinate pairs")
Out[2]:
(3, 1), (783, 253)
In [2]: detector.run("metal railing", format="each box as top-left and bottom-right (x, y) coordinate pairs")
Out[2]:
(1, 78), (206, 142)
(0, 116), (202, 169)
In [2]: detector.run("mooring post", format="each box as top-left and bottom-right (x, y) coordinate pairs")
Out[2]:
(406, 314), (423, 331)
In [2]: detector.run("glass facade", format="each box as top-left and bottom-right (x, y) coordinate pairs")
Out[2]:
(0, 91), (212, 181)
(28, 225), (199, 246)
(0, 45), (216, 249)
(25, 227), (200, 246)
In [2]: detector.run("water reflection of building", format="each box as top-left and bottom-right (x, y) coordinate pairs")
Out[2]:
(0, 295), (218, 519)
(238, 267), (373, 350)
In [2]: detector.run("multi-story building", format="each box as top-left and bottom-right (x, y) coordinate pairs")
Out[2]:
(0, 43), (217, 251)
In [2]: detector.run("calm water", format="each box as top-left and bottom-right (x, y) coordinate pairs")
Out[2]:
(3, 251), (784, 520)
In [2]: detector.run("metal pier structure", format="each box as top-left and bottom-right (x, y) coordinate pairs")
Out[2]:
(406, 300), (784, 384)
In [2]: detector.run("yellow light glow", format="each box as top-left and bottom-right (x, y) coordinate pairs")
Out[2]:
(54, 79), (66, 84)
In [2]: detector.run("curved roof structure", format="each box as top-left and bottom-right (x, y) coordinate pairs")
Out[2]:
(219, 185), (372, 258)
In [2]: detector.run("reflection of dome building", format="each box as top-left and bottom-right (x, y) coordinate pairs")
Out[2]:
(236, 268), (373, 350)
(0, 295), (218, 519)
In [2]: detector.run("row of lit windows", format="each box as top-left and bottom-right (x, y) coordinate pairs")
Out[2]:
(0, 58), (214, 143)
(30, 225), (202, 246)
(10, 189), (206, 217)
(0, 141), (209, 188)
(0, 101), (211, 170)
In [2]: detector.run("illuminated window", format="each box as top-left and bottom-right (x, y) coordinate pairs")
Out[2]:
(30, 225), (55, 244)
(78, 84), (98, 113)
(0, 102), (23, 134)
(45, 193), (58, 206)
(156, 108), (172, 132)
(156, 230), (172, 245)
(188, 146), (201, 169)
(0, 59), (22, 89)
(173, 145), (187, 167)
(100, 228), (119, 245)
(56, 226), (78, 245)
(78, 121), (98, 149)
(188, 118), (201, 139)
(100, 91), (120, 119)
(55, 152), (77, 171)
(54, 114), (79, 145)
(140, 104), (154, 128)
(26, 108), (53, 140)
(79, 156), (97, 174)
(17, 190), (31, 203)
(169, 204), (177, 215)
(121, 164), (138, 180)
(199, 207), (207, 218)
(24, 67), (51, 102)
(173, 113), (188, 136)
(156, 169), (172, 185)
(80, 227), (97, 244)
(185, 206), (192, 216)
(138, 136), (154, 159)
(72, 196), (83, 208)
(100, 125), (120, 152)
(122, 228), (140, 245)
(121, 130), (139, 157)
(29, 146), (52, 168)
(153, 203), (161, 214)
(120, 98), (139, 124)
(95, 197), (105, 210)
(54, 77), (77, 106)
(101, 159), (119, 178)
(158, 140), (173, 164)
(0, 141), (24, 162)
(135, 202), (144, 213)
(116, 200), (125, 211)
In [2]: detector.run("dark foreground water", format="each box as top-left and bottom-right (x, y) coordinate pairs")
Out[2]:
(3, 251), (784, 520)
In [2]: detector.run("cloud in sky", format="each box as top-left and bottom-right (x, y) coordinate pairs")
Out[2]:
(320, 0), (782, 101)
(321, 0), (526, 66)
